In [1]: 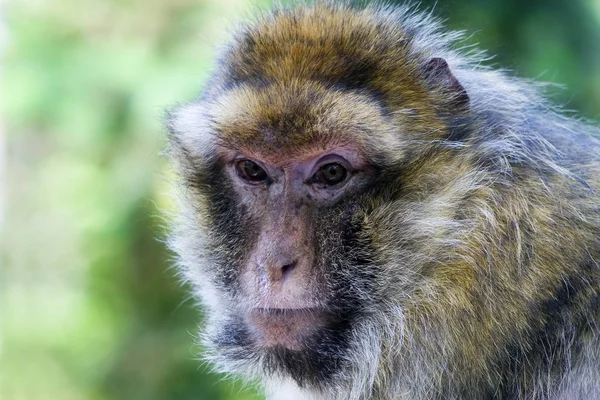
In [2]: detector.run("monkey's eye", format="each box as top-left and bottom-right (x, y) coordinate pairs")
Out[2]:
(236, 160), (269, 183)
(313, 163), (348, 186)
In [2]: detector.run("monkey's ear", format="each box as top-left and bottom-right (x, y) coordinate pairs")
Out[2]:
(421, 57), (469, 109)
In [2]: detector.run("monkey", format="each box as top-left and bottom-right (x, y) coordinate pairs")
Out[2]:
(165, 2), (600, 399)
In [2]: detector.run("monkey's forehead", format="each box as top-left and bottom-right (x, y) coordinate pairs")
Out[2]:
(169, 80), (403, 161)
(209, 81), (399, 154)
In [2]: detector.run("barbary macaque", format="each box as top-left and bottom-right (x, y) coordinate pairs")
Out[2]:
(166, 3), (600, 399)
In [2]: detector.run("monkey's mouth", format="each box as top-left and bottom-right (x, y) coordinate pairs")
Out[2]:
(245, 308), (330, 351)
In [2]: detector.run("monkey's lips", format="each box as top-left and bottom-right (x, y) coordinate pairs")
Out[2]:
(246, 308), (329, 351)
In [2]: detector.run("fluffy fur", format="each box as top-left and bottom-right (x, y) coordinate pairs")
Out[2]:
(166, 2), (600, 399)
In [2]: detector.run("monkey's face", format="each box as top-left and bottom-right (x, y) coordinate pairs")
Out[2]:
(216, 145), (375, 347)
(226, 146), (379, 363)
(168, 83), (418, 386)
(196, 101), (388, 386)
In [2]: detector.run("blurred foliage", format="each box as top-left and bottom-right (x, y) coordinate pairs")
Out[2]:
(1, 0), (598, 399)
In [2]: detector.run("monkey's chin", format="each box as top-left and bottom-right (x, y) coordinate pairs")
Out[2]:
(245, 308), (329, 351)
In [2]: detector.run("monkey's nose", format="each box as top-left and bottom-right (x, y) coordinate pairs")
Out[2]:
(263, 260), (297, 283)
(280, 261), (297, 283)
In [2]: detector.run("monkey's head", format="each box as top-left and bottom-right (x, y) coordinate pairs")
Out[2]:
(168, 2), (480, 394)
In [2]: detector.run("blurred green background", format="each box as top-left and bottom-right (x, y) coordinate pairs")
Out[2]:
(1, 0), (599, 399)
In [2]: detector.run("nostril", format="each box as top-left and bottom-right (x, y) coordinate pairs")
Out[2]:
(280, 261), (297, 282)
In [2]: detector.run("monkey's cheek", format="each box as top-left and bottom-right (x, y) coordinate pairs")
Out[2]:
(244, 308), (329, 351)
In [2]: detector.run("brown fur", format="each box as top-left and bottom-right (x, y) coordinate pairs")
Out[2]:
(167, 2), (600, 399)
